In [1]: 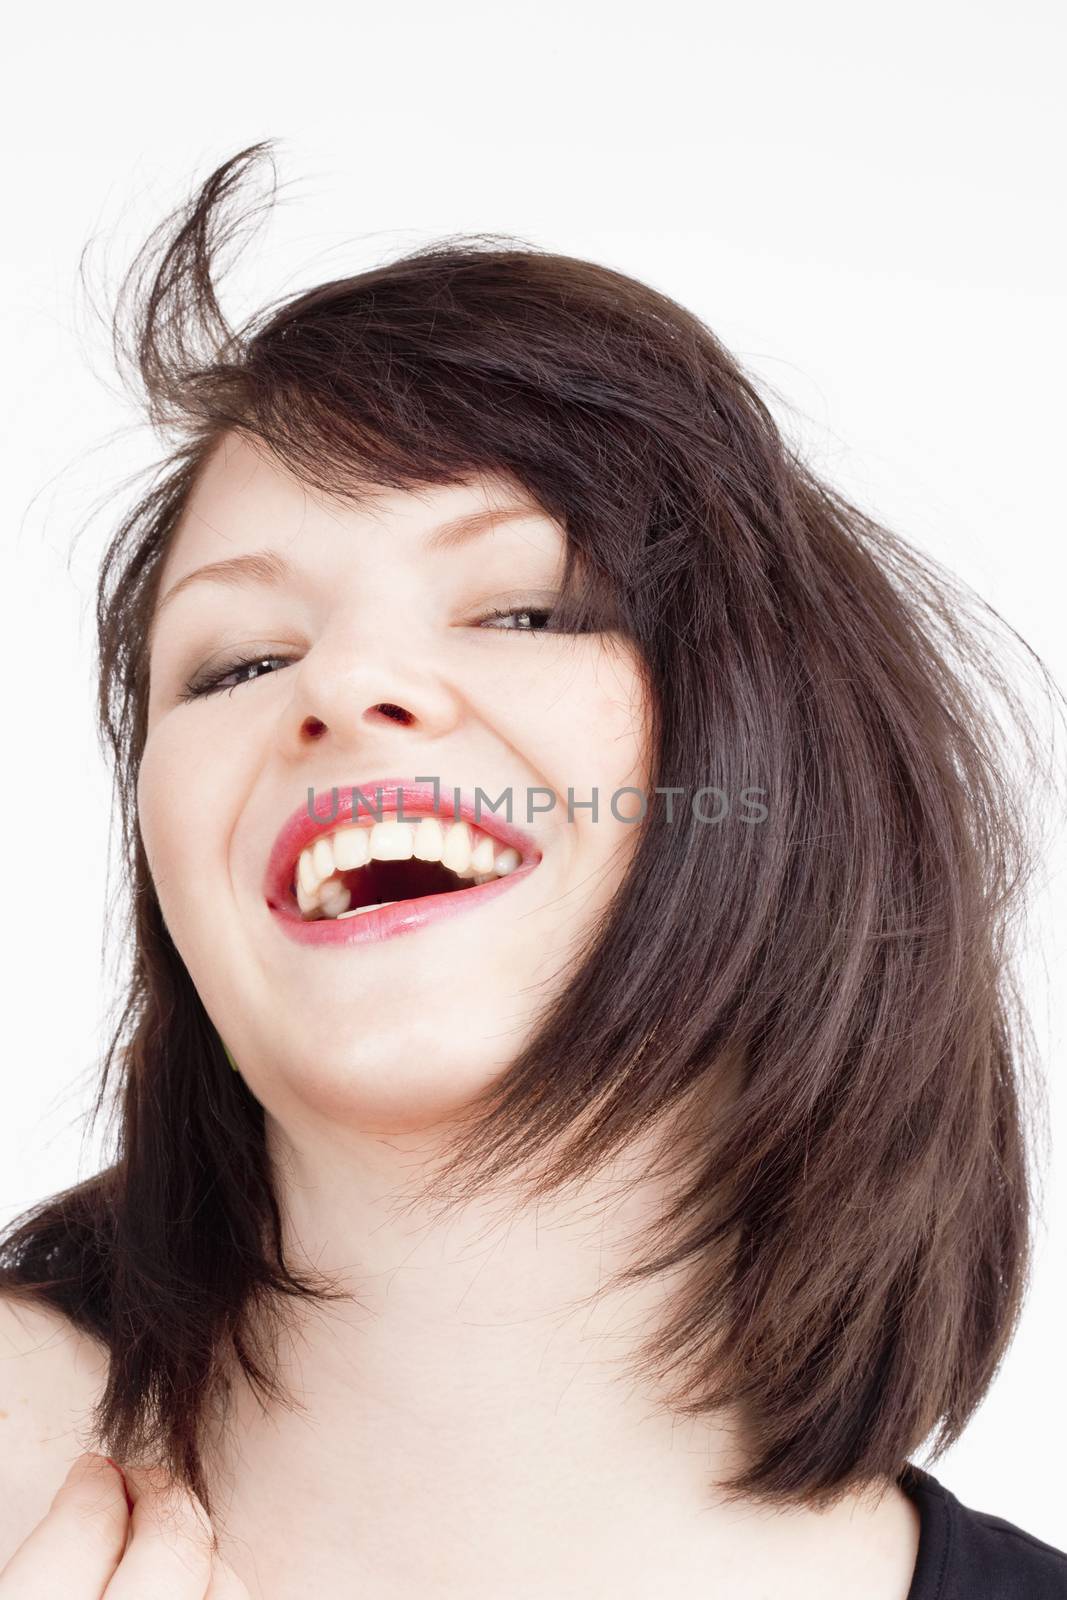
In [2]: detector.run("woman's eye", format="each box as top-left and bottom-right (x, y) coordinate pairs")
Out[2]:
(476, 606), (555, 632)
(180, 606), (560, 702)
(179, 654), (294, 702)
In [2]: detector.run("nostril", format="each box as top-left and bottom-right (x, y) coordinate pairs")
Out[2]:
(372, 703), (414, 725)
(302, 716), (327, 739)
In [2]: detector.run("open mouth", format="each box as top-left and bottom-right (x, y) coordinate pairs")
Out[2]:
(287, 816), (523, 921)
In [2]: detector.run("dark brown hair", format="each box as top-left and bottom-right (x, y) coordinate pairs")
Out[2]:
(2, 140), (1062, 1516)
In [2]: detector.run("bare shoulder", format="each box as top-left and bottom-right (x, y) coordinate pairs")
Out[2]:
(0, 1290), (110, 1567)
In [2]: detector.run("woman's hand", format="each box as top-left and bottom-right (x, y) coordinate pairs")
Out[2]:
(0, 1451), (250, 1597)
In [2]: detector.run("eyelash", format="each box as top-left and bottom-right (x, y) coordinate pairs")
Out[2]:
(177, 605), (558, 702)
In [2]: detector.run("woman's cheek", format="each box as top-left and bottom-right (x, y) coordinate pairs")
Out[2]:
(136, 721), (233, 943)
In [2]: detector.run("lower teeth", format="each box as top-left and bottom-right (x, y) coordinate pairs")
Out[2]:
(335, 901), (398, 920)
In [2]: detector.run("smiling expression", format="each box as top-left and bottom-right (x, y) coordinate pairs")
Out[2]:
(138, 430), (651, 1135)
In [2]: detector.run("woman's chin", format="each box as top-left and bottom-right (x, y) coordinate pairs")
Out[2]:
(255, 1026), (517, 1135)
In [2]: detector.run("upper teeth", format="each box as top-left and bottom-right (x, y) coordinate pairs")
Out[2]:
(293, 815), (522, 917)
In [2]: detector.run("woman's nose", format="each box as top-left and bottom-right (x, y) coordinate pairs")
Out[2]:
(277, 627), (465, 760)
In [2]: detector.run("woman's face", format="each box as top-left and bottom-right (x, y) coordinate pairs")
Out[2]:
(139, 431), (650, 1135)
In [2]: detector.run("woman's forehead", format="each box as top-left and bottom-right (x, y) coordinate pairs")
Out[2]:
(156, 434), (565, 608)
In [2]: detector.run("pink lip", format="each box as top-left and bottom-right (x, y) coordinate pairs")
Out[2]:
(263, 777), (543, 947)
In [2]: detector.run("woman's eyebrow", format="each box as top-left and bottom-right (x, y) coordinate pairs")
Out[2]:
(149, 550), (292, 646)
(148, 506), (553, 642)
(423, 505), (550, 551)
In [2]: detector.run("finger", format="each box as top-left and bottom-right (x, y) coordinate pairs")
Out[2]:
(0, 1452), (129, 1598)
(101, 1462), (215, 1598)
(206, 1552), (254, 1598)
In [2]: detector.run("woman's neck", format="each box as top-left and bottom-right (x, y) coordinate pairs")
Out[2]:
(201, 1116), (919, 1599)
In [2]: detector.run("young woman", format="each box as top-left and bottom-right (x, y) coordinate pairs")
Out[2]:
(1, 141), (1064, 1598)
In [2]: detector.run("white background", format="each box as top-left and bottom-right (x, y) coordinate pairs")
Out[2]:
(4, 0), (1065, 1549)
